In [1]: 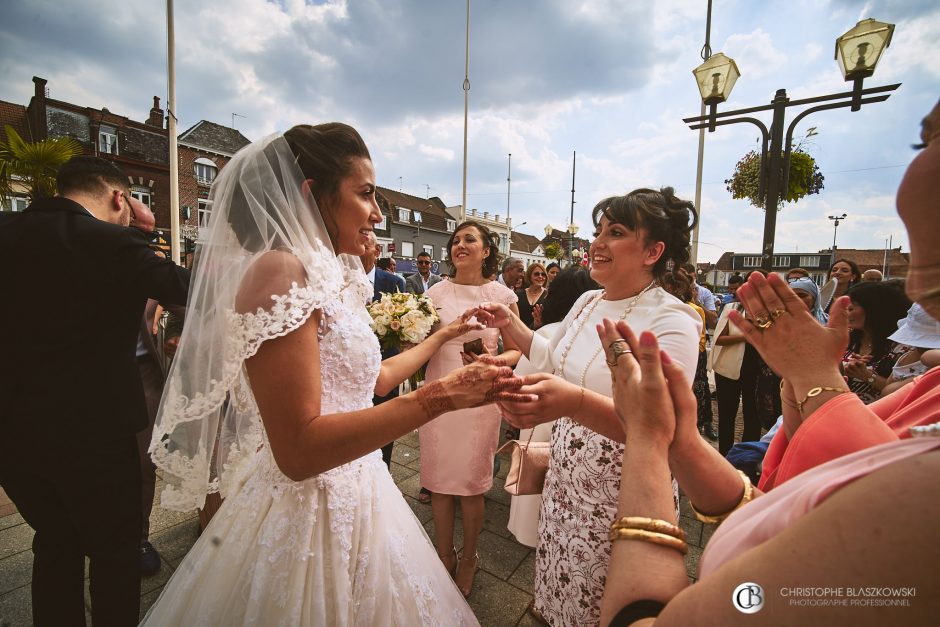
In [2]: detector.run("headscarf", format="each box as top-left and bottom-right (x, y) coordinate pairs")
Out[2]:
(789, 277), (828, 325)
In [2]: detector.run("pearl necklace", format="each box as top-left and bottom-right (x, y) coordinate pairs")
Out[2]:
(556, 281), (656, 387)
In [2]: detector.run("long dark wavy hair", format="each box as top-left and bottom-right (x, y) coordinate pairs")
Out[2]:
(845, 280), (912, 358)
(445, 220), (500, 278)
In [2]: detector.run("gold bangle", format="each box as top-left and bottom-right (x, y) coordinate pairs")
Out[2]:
(610, 517), (687, 542)
(796, 386), (850, 413)
(689, 470), (754, 525)
(573, 386), (585, 415)
(608, 528), (689, 554)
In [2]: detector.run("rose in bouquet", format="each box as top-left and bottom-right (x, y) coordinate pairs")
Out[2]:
(367, 291), (440, 386)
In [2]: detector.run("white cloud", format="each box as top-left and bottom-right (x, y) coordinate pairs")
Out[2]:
(721, 28), (789, 79)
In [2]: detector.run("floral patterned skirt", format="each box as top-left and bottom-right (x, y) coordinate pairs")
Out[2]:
(533, 418), (679, 626)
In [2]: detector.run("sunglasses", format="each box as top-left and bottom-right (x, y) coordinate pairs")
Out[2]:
(417, 260), (431, 265)
(532, 272), (546, 277)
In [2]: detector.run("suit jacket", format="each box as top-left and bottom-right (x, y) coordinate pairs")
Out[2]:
(0, 197), (191, 444)
(404, 272), (442, 295)
(373, 268), (405, 302)
(371, 268), (405, 403)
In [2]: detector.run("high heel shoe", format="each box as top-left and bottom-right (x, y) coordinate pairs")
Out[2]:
(438, 547), (458, 577)
(455, 552), (481, 598)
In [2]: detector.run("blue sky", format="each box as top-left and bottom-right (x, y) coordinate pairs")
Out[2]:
(1, 0), (936, 262)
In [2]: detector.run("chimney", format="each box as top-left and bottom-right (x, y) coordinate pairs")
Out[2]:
(29, 76), (49, 140)
(483, 211), (490, 220)
(146, 96), (164, 128)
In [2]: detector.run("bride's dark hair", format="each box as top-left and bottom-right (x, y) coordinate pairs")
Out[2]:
(284, 123), (371, 208)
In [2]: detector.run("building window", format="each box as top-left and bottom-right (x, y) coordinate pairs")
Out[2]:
(446, 219), (456, 232)
(198, 199), (212, 227)
(401, 241), (414, 257)
(773, 256), (790, 268)
(131, 189), (151, 208)
(99, 127), (118, 155)
(742, 256), (761, 267)
(376, 212), (388, 231)
(194, 158), (217, 186)
(499, 234), (509, 254)
(800, 255), (820, 267)
(422, 244), (433, 258)
(1, 196), (28, 212)
(441, 247), (448, 261)
(413, 211), (422, 224)
(398, 207), (410, 222)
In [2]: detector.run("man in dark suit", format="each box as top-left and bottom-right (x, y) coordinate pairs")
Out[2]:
(0, 157), (190, 626)
(360, 233), (404, 467)
(404, 251), (443, 295)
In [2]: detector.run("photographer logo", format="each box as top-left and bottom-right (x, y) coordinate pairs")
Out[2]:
(733, 582), (765, 614)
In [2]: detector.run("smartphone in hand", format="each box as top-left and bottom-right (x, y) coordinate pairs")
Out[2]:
(462, 338), (484, 357)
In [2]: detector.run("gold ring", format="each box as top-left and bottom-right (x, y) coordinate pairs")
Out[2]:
(770, 308), (787, 320)
(611, 342), (632, 360)
(755, 316), (775, 330)
(608, 339), (628, 351)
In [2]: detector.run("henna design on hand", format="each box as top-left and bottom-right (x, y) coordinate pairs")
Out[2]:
(415, 380), (456, 419)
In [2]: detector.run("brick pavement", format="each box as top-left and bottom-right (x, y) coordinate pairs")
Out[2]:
(0, 404), (730, 626)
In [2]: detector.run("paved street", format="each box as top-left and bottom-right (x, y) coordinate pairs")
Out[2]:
(0, 418), (723, 626)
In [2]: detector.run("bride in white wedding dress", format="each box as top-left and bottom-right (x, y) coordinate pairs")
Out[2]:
(141, 124), (516, 626)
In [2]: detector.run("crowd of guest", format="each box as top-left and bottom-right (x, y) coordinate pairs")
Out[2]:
(4, 97), (938, 627)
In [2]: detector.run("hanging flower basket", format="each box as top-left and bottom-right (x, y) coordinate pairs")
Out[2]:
(725, 149), (825, 209)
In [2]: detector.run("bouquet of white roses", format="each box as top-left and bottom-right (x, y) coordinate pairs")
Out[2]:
(367, 291), (440, 351)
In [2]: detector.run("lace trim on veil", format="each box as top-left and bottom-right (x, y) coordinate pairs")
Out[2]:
(151, 246), (345, 511)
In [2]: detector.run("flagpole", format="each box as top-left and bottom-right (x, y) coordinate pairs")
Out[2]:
(167, 0), (180, 264)
(460, 0), (470, 222)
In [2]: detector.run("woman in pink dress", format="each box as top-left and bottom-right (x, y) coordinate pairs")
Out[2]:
(420, 220), (521, 597)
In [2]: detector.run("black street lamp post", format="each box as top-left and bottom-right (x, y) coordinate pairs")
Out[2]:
(683, 18), (898, 272)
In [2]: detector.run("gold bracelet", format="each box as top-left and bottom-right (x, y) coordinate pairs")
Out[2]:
(573, 386), (585, 415)
(781, 395), (798, 410)
(796, 386), (850, 413)
(608, 528), (689, 554)
(610, 517), (686, 542)
(689, 470), (754, 525)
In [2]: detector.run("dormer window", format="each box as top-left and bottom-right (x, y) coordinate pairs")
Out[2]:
(413, 211), (422, 224)
(194, 158), (217, 185)
(446, 219), (456, 232)
(99, 127), (118, 155)
(398, 207), (410, 222)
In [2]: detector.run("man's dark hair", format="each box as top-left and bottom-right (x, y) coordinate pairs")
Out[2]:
(416, 251), (432, 260)
(728, 274), (744, 285)
(56, 156), (128, 197)
(376, 258), (393, 271)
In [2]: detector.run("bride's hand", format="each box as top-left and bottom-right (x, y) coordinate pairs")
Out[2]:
(473, 302), (514, 329)
(439, 308), (486, 341)
(427, 356), (522, 411)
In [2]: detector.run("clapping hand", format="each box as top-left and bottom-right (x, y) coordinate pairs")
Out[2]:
(727, 272), (848, 386)
(596, 319), (697, 450)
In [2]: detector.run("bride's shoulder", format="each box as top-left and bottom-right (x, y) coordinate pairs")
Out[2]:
(235, 250), (308, 315)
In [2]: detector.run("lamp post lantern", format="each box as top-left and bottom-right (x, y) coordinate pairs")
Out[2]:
(684, 18), (898, 272)
(829, 213), (847, 254)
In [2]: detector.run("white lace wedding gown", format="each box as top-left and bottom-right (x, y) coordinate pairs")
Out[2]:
(141, 295), (479, 626)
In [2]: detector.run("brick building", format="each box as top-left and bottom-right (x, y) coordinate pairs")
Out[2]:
(24, 76), (172, 226)
(376, 187), (455, 275)
(177, 120), (251, 242)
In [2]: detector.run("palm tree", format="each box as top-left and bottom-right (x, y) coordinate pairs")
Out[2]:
(0, 125), (83, 205)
